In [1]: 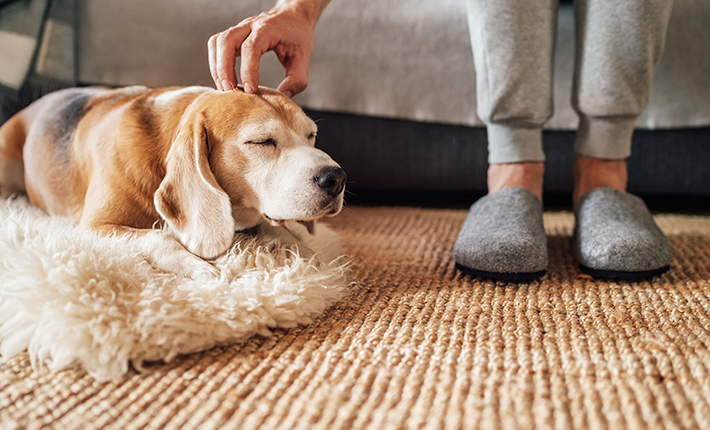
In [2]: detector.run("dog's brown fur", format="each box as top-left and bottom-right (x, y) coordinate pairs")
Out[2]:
(0, 86), (345, 276)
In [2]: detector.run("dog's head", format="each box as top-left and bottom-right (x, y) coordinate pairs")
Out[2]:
(154, 86), (346, 259)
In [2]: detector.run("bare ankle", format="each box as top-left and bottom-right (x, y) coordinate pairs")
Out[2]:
(573, 155), (628, 203)
(488, 162), (544, 202)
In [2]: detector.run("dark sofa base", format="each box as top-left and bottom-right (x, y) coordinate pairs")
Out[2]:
(308, 109), (710, 196)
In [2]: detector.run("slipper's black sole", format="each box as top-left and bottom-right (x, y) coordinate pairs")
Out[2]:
(455, 263), (546, 282)
(578, 264), (670, 280)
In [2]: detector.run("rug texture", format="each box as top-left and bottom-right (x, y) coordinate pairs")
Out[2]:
(1, 204), (710, 430)
(0, 197), (351, 382)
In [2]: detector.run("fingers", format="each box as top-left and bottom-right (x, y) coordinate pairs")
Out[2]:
(208, 25), (251, 91)
(239, 33), (268, 94)
(208, 5), (317, 97)
(208, 34), (232, 91)
(208, 35), (220, 89)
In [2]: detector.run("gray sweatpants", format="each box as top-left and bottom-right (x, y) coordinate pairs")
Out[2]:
(466, 0), (674, 163)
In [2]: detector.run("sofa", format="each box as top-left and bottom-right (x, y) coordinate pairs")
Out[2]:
(3, 0), (710, 196)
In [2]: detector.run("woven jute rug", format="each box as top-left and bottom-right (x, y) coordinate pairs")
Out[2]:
(2, 205), (710, 430)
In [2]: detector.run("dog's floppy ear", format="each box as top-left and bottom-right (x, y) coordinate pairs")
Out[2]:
(154, 112), (234, 259)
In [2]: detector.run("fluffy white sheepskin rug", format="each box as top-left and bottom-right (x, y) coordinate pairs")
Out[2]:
(0, 197), (351, 381)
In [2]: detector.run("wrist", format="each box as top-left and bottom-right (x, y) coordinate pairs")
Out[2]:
(274, 0), (330, 26)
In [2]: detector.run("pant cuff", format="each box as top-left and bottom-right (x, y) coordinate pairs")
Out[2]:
(574, 116), (635, 159)
(487, 124), (545, 164)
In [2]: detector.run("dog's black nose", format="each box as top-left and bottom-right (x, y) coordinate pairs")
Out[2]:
(314, 167), (347, 196)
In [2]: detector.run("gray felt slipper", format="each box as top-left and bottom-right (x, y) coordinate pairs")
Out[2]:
(453, 187), (548, 281)
(574, 188), (672, 279)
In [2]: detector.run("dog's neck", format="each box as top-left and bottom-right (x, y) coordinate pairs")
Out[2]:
(231, 205), (264, 231)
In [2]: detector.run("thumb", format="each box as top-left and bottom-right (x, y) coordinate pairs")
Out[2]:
(277, 57), (310, 97)
(277, 77), (306, 98)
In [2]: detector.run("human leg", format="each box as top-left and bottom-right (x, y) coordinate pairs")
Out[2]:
(572, 0), (674, 163)
(454, 0), (558, 280)
(571, 0), (674, 278)
(466, 0), (559, 200)
(571, 0), (673, 199)
(572, 155), (627, 203)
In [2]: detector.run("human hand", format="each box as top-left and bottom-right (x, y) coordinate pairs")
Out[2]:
(208, 0), (329, 97)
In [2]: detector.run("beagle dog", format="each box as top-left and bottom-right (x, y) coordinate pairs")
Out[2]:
(0, 85), (346, 277)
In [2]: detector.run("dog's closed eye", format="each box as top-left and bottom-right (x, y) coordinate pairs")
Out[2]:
(245, 138), (277, 147)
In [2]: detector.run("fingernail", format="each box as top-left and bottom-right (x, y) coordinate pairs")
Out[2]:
(244, 82), (254, 94)
(222, 79), (234, 91)
(283, 90), (293, 98)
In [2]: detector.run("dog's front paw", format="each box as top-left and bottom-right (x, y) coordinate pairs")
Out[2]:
(135, 230), (221, 279)
(170, 254), (220, 280)
(255, 221), (317, 260)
